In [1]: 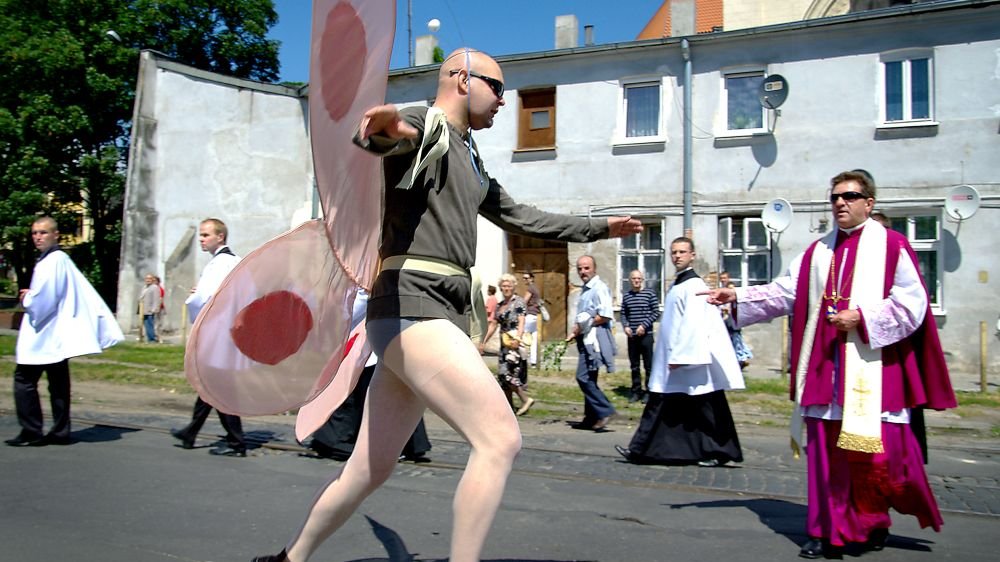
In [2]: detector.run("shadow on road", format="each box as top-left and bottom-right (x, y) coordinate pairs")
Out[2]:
(72, 424), (140, 443)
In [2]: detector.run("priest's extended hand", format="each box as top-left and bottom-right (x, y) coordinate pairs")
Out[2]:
(698, 288), (736, 305)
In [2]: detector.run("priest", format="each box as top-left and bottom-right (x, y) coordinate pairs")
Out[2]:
(701, 170), (956, 558)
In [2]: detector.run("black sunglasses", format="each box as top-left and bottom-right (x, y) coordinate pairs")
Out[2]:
(450, 69), (505, 99)
(829, 191), (868, 204)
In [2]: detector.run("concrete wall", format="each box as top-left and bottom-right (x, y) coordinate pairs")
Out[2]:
(118, 53), (313, 334)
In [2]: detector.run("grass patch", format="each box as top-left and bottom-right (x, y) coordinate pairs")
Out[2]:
(955, 390), (1000, 408)
(0, 335), (14, 356)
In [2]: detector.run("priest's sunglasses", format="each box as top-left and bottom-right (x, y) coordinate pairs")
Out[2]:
(450, 69), (505, 99)
(829, 191), (868, 204)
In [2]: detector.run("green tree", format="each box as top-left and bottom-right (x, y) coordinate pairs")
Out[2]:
(0, 0), (279, 305)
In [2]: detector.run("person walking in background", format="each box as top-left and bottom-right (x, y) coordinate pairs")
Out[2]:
(5, 216), (123, 447)
(719, 271), (752, 369)
(481, 284), (498, 352)
(521, 271), (541, 366)
(170, 218), (247, 457)
(568, 255), (617, 432)
(621, 269), (659, 404)
(154, 275), (166, 343)
(481, 273), (535, 416)
(701, 170), (956, 558)
(139, 273), (162, 343)
(615, 238), (744, 467)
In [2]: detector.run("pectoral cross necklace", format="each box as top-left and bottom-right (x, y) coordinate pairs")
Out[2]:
(822, 251), (850, 319)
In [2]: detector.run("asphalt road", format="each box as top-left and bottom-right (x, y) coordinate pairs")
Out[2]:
(1, 405), (998, 562)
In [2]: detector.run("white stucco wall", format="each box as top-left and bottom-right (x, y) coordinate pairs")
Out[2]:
(118, 54), (313, 333)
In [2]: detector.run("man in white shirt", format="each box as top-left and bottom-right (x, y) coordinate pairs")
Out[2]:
(568, 255), (617, 431)
(6, 217), (123, 447)
(171, 218), (246, 456)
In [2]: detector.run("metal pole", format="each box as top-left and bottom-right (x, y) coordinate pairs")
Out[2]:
(408, 0), (414, 67)
(981, 321), (988, 393)
(681, 39), (693, 237)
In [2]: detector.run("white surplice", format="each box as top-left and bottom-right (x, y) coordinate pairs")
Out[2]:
(16, 249), (123, 365)
(185, 246), (241, 323)
(649, 271), (744, 396)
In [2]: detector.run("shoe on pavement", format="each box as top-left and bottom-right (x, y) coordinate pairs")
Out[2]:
(592, 415), (612, 432)
(252, 548), (287, 562)
(169, 428), (195, 449)
(865, 528), (889, 551)
(4, 431), (44, 447)
(209, 445), (247, 457)
(798, 538), (842, 559)
(614, 444), (638, 463)
(42, 434), (73, 446)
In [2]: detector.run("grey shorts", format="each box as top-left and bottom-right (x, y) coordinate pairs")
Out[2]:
(366, 317), (422, 357)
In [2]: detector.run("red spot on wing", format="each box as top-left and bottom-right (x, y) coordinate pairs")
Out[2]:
(343, 332), (359, 359)
(231, 291), (314, 366)
(320, 2), (367, 122)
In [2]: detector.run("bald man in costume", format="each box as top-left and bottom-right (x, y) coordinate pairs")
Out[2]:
(702, 170), (956, 559)
(253, 49), (642, 562)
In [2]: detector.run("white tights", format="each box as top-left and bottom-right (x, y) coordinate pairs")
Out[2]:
(284, 319), (522, 562)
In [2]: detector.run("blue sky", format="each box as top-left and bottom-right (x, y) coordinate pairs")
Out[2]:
(268, 0), (665, 83)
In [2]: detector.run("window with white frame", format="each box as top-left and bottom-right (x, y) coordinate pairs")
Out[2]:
(618, 221), (664, 300)
(880, 50), (934, 125)
(721, 69), (766, 134)
(886, 213), (943, 308)
(718, 217), (770, 286)
(615, 78), (664, 143)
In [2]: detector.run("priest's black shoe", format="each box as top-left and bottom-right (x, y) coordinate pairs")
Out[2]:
(169, 428), (194, 449)
(865, 528), (889, 551)
(798, 538), (842, 559)
(5, 431), (44, 447)
(209, 445), (246, 457)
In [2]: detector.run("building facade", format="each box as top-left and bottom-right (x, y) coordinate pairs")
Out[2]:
(119, 1), (999, 375)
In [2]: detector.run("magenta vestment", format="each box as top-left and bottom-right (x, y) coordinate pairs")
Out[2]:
(737, 224), (956, 546)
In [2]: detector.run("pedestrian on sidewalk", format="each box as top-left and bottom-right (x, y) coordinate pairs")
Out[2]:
(480, 273), (535, 416)
(521, 271), (541, 366)
(621, 269), (659, 404)
(6, 216), (123, 447)
(701, 170), (957, 559)
(567, 255), (617, 432)
(139, 273), (162, 343)
(615, 237), (744, 467)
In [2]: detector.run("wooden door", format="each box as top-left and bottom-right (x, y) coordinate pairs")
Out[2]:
(509, 237), (568, 342)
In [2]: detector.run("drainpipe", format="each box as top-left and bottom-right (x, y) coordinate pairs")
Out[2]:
(681, 39), (692, 237)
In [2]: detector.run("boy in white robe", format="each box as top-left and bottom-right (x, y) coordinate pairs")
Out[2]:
(615, 237), (744, 466)
(6, 217), (123, 447)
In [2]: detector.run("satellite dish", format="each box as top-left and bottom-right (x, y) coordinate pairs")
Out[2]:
(758, 74), (789, 110)
(944, 185), (980, 220)
(761, 198), (793, 233)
